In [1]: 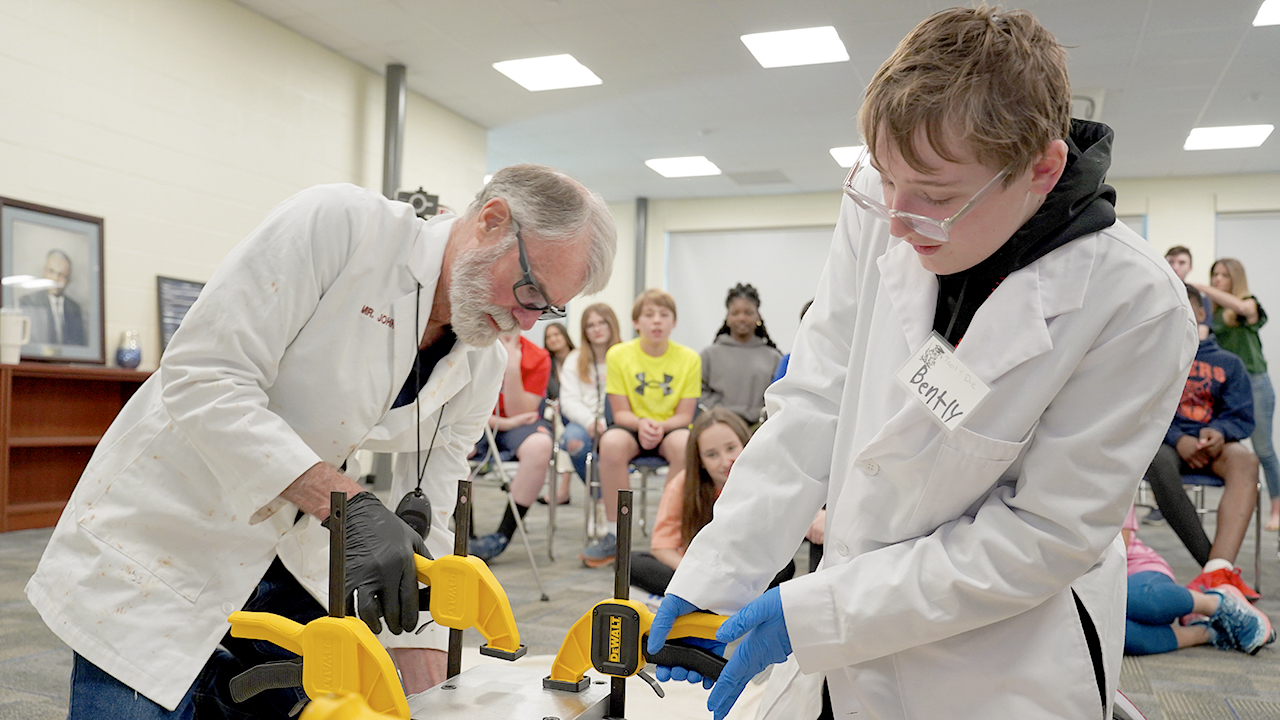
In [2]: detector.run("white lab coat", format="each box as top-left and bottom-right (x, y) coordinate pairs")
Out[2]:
(668, 186), (1196, 719)
(25, 185), (505, 710)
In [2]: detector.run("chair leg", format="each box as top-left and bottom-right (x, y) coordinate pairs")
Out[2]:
(506, 490), (550, 601)
(545, 454), (557, 563)
(1255, 480), (1263, 593)
(637, 468), (649, 537)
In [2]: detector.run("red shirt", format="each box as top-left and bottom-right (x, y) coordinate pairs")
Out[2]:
(497, 335), (550, 417)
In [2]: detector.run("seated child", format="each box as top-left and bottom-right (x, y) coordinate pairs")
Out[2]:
(582, 289), (700, 568)
(1123, 504), (1273, 656)
(629, 407), (796, 603)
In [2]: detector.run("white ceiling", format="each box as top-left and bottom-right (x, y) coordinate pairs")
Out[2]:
(234, 0), (1280, 203)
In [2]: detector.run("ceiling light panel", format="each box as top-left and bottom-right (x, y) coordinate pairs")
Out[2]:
(492, 54), (602, 92)
(741, 26), (850, 69)
(1183, 124), (1274, 150)
(829, 145), (866, 168)
(645, 156), (722, 178)
(1255, 0), (1280, 26)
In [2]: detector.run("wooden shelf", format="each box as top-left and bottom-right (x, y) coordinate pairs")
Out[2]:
(9, 436), (103, 447)
(1, 363), (149, 532)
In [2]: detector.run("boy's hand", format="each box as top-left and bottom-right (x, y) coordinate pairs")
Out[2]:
(637, 418), (664, 450)
(1176, 435), (1211, 469)
(708, 587), (792, 720)
(1198, 427), (1225, 459)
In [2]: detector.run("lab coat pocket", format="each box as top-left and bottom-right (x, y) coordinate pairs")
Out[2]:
(78, 425), (256, 603)
(908, 423), (1034, 532)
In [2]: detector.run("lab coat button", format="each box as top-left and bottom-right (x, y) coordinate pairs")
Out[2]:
(220, 602), (235, 616)
(863, 460), (880, 476)
(835, 541), (849, 556)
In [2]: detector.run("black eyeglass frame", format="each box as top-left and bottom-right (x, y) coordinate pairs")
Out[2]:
(513, 229), (567, 320)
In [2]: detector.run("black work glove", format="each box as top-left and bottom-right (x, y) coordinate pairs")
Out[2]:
(331, 491), (428, 635)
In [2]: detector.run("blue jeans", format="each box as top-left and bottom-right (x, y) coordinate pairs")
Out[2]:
(1249, 371), (1280, 499)
(68, 558), (326, 720)
(561, 421), (592, 481)
(1124, 571), (1194, 656)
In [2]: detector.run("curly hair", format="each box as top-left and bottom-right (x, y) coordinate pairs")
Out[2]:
(714, 283), (777, 349)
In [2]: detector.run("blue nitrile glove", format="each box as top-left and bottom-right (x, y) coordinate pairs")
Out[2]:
(647, 594), (726, 689)
(708, 586), (792, 720)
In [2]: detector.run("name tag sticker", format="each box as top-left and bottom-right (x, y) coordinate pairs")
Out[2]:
(894, 332), (991, 433)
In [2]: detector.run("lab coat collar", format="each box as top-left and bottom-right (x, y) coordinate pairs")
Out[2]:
(391, 215), (454, 403)
(878, 234), (1096, 386)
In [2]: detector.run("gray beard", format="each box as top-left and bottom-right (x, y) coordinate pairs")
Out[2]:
(449, 241), (519, 346)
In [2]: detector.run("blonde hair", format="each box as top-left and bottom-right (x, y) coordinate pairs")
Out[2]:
(631, 288), (678, 322)
(860, 5), (1071, 183)
(577, 303), (621, 382)
(1211, 258), (1252, 327)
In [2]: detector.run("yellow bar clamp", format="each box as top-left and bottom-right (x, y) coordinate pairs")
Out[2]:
(227, 611), (410, 720)
(544, 598), (725, 691)
(300, 693), (400, 720)
(413, 553), (526, 660)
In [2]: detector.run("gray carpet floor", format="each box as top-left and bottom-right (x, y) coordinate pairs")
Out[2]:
(2, 480), (1278, 719)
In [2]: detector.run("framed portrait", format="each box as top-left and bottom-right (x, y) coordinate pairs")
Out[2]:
(0, 198), (106, 364)
(157, 276), (205, 353)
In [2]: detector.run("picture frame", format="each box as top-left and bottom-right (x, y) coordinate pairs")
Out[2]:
(157, 276), (205, 353)
(0, 198), (105, 364)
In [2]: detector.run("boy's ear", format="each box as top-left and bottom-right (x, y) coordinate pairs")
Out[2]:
(1028, 139), (1069, 195)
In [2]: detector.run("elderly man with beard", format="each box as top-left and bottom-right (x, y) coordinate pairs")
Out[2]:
(26, 164), (616, 720)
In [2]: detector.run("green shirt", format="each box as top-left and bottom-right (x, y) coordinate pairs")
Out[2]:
(1213, 296), (1268, 374)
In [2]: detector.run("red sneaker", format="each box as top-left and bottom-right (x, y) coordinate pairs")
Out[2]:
(1188, 567), (1262, 603)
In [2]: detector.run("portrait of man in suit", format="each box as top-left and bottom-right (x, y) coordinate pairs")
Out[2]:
(19, 249), (86, 346)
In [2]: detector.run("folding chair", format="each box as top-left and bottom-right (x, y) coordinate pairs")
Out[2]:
(1181, 471), (1263, 592)
(630, 456), (669, 537)
(468, 422), (550, 599)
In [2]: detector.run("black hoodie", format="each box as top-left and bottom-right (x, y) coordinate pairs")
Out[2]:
(933, 119), (1117, 345)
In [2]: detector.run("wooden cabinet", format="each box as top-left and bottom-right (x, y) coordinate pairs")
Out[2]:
(1, 363), (149, 532)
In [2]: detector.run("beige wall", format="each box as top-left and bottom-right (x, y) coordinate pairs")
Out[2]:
(568, 174), (1280, 340)
(0, 0), (486, 369)
(1114, 173), (1280, 284)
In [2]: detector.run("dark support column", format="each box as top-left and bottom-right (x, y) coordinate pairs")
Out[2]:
(382, 63), (407, 199)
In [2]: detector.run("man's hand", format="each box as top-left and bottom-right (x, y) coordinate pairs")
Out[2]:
(1176, 435), (1211, 469)
(647, 594), (726, 689)
(335, 492), (428, 635)
(637, 417), (664, 450)
(1198, 427), (1226, 459)
(708, 587), (792, 720)
(805, 508), (826, 545)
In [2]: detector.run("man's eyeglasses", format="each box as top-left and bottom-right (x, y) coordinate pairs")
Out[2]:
(513, 229), (567, 319)
(841, 147), (1011, 243)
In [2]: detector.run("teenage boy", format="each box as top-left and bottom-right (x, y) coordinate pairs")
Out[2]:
(470, 332), (555, 561)
(581, 289), (700, 567)
(649, 7), (1196, 720)
(1166, 245), (1212, 340)
(1146, 287), (1259, 599)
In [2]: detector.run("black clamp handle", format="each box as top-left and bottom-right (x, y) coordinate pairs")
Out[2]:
(642, 636), (727, 681)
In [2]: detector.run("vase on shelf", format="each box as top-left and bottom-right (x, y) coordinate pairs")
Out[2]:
(116, 330), (142, 369)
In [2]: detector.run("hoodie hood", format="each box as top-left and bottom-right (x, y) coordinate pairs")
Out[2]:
(934, 119), (1117, 345)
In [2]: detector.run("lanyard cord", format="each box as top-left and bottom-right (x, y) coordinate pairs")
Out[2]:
(414, 283), (445, 494)
(942, 274), (970, 345)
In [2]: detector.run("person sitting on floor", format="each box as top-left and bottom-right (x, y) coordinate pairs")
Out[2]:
(1122, 504), (1273, 656)
(470, 332), (554, 561)
(1145, 285), (1260, 600)
(629, 407), (795, 606)
(582, 289), (701, 568)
